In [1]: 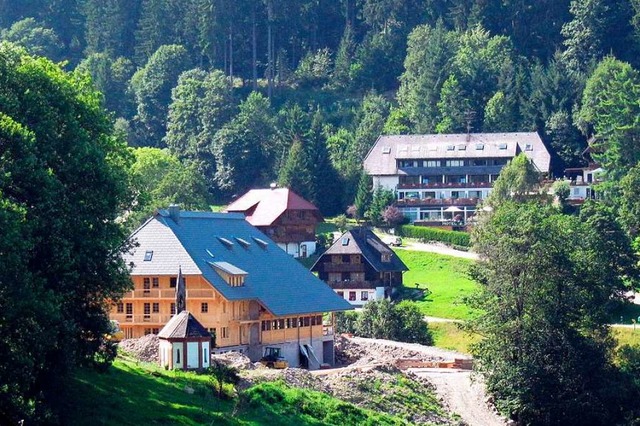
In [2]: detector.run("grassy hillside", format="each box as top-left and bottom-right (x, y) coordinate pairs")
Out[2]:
(395, 250), (480, 320)
(64, 356), (411, 425)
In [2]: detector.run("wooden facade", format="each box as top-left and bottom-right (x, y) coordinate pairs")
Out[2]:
(111, 275), (328, 354)
(259, 210), (317, 245)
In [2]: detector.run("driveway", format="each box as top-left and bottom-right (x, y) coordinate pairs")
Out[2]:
(395, 240), (479, 260)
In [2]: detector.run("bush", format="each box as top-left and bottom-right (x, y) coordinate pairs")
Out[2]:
(352, 300), (433, 345)
(335, 311), (358, 334)
(398, 225), (470, 247)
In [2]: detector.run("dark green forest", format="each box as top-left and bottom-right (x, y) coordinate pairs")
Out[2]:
(4, 0), (640, 216)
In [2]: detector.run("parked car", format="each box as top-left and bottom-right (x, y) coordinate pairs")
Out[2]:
(385, 236), (402, 247)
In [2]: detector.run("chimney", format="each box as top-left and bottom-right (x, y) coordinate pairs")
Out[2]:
(168, 204), (180, 222)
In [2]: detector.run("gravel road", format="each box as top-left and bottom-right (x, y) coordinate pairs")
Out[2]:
(410, 368), (507, 426)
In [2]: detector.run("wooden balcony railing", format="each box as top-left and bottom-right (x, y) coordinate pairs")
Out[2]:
(123, 288), (217, 299)
(323, 263), (366, 273)
(110, 313), (174, 324)
(327, 280), (383, 289)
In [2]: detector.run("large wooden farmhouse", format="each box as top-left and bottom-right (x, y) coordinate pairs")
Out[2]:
(311, 228), (408, 306)
(225, 187), (322, 258)
(111, 206), (352, 368)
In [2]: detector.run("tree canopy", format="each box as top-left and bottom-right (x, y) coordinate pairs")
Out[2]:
(0, 42), (132, 423)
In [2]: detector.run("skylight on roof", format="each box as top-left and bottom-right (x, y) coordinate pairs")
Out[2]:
(217, 237), (234, 249)
(476, 144), (484, 150)
(499, 143), (508, 150)
(525, 144), (533, 151)
(382, 146), (391, 154)
(252, 236), (268, 249)
(206, 249), (215, 258)
(235, 237), (251, 248)
(447, 145), (455, 151)
(458, 145), (466, 151)
(341, 237), (350, 246)
(143, 250), (153, 261)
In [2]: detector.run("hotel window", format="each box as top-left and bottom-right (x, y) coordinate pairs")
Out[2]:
(116, 302), (124, 313)
(152, 277), (159, 288)
(361, 291), (369, 301)
(201, 302), (208, 313)
(152, 328), (159, 334)
(311, 316), (317, 326)
(144, 328), (151, 335)
(221, 327), (229, 339)
(152, 303), (159, 313)
(445, 160), (464, 167)
(303, 316), (311, 327)
(176, 349), (181, 363)
(316, 315), (323, 324)
(125, 303), (133, 319)
(170, 303), (176, 314)
(337, 291), (344, 298)
(424, 160), (440, 167)
(143, 277), (150, 293)
(291, 317), (298, 328)
(278, 319), (285, 329)
(349, 291), (356, 301)
(472, 159), (487, 166)
(261, 321), (271, 331)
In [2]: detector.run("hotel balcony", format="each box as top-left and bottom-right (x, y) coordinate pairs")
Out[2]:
(398, 181), (492, 190)
(395, 197), (481, 207)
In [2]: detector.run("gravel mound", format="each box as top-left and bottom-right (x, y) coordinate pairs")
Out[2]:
(211, 352), (254, 370)
(118, 334), (159, 363)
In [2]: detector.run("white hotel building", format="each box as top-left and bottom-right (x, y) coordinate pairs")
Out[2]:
(363, 132), (551, 224)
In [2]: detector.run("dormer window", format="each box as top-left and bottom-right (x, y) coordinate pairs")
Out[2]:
(210, 261), (247, 287)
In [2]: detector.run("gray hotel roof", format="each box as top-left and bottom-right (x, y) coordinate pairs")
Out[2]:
(364, 132), (551, 176)
(124, 210), (353, 316)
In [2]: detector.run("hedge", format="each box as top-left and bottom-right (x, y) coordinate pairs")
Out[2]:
(397, 225), (470, 247)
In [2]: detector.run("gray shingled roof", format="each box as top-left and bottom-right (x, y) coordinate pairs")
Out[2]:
(311, 228), (408, 273)
(126, 211), (353, 316)
(158, 311), (210, 339)
(364, 132), (551, 175)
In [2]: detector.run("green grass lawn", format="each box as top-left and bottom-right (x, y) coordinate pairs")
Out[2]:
(613, 327), (640, 348)
(395, 250), (480, 320)
(429, 322), (480, 354)
(64, 356), (411, 425)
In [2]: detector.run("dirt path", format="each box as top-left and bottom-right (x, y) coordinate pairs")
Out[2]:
(410, 368), (507, 426)
(395, 240), (479, 260)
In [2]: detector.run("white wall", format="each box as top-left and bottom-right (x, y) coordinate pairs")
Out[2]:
(159, 340), (172, 369)
(277, 241), (317, 258)
(333, 288), (380, 306)
(202, 342), (210, 368)
(372, 175), (399, 191)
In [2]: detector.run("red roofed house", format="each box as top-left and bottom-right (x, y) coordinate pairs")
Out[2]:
(225, 187), (322, 258)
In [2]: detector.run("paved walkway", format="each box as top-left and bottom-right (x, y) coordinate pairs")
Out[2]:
(394, 240), (479, 260)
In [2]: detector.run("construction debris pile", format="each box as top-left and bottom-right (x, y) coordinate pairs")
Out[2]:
(211, 351), (255, 370)
(118, 334), (159, 362)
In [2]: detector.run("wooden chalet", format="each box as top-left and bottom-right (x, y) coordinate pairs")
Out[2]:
(225, 187), (322, 258)
(311, 228), (408, 306)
